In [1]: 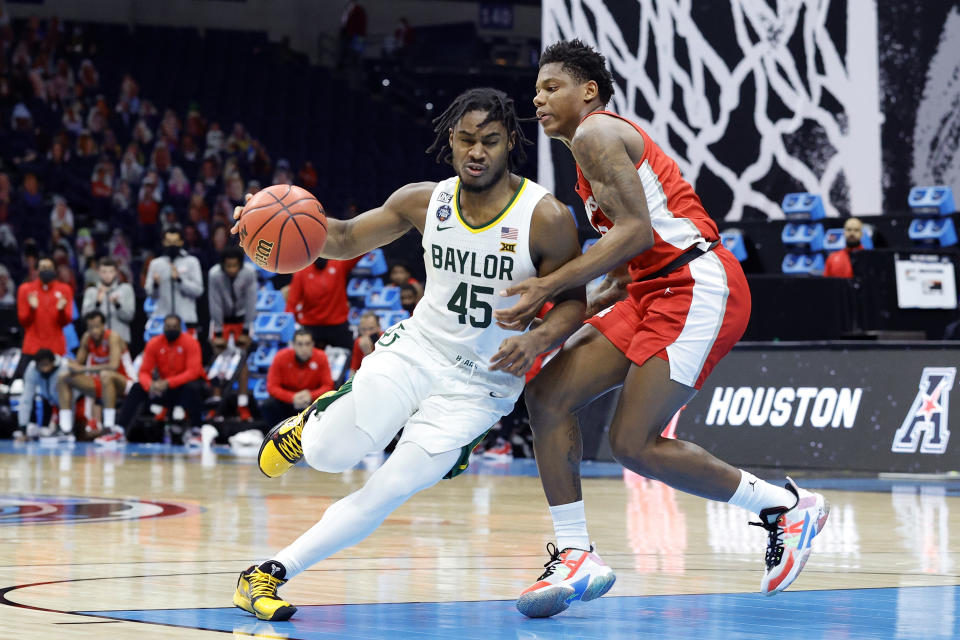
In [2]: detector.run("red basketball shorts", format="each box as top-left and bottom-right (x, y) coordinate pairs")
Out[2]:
(587, 245), (751, 390)
(222, 322), (245, 342)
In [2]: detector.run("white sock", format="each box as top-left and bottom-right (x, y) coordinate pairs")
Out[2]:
(549, 501), (590, 550)
(238, 394), (249, 407)
(273, 443), (459, 579)
(727, 470), (796, 515)
(60, 409), (73, 434)
(103, 408), (116, 429)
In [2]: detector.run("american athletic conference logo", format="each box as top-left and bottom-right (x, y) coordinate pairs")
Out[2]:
(891, 367), (955, 454)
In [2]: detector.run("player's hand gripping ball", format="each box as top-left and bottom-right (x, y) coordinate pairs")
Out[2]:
(236, 184), (327, 273)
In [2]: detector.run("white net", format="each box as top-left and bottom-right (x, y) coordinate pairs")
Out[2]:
(540, 0), (883, 220)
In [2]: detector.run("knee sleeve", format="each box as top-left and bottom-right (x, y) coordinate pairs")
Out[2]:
(302, 394), (377, 473)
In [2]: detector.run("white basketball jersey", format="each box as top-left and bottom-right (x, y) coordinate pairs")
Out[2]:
(409, 176), (547, 376)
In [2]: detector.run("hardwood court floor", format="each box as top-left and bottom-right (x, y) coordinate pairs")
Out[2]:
(1, 441), (958, 639)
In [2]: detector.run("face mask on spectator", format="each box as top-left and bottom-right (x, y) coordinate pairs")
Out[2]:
(164, 246), (180, 259)
(164, 328), (181, 342)
(39, 269), (56, 284)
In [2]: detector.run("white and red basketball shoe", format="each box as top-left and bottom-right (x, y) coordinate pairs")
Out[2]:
(753, 477), (830, 596)
(516, 543), (616, 618)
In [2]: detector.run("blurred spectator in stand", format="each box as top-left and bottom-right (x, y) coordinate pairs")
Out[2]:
(110, 314), (206, 445)
(160, 204), (180, 234)
(226, 122), (251, 157)
(16, 173), (46, 231)
(338, 0), (367, 70)
(349, 311), (381, 376)
(77, 59), (99, 98)
(56, 261), (77, 296)
(49, 195), (74, 238)
(91, 161), (114, 200)
(0, 264), (15, 307)
(167, 166), (191, 209)
(16, 348), (69, 440)
(151, 144), (173, 182)
(17, 255), (73, 359)
(263, 328), (334, 426)
(187, 193), (210, 240)
(178, 134), (201, 178)
(81, 256), (134, 344)
(207, 246), (258, 420)
(62, 102), (83, 136)
(57, 310), (130, 438)
(119, 147), (144, 185)
(298, 161), (318, 191)
(273, 158), (293, 186)
(206, 122), (224, 157)
(199, 156), (222, 208)
(399, 282), (421, 314)
(824, 217), (865, 279)
(388, 261), (423, 296)
(144, 226), (204, 331)
(225, 174), (245, 209)
(249, 141), (271, 183)
(136, 170), (163, 248)
(286, 255), (362, 349)
(73, 130), (98, 181)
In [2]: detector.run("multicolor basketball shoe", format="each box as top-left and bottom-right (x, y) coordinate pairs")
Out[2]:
(258, 379), (353, 478)
(752, 477), (830, 596)
(516, 543), (616, 618)
(233, 561), (297, 621)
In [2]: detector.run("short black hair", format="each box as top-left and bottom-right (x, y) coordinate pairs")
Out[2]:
(540, 39), (616, 105)
(164, 313), (181, 324)
(426, 87), (532, 170)
(164, 225), (183, 239)
(220, 245), (245, 265)
(99, 256), (117, 268)
(399, 283), (418, 294)
(84, 310), (105, 325)
(34, 348), (55, 364)
(293, 327), (314, 342)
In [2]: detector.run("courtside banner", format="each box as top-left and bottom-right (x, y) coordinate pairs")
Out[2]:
(677, 346), (960, 473)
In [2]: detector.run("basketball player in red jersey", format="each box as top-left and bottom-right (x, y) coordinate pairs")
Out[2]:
(57, 310), (130, 437)
(495, 40), (830, 618)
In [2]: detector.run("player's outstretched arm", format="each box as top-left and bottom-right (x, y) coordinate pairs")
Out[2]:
(230, 183), (434, 260)
(494, 118), (652, 327)
(490, 195), (585, 375)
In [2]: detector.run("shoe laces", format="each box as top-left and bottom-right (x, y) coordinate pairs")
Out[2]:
(276, 421), (304, 462)
(750, 509), (787, 569)
(536, 542), (565, 581)
(248, 569), (284, 600)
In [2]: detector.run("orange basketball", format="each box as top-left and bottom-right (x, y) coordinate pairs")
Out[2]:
(237, 184), (327, 273)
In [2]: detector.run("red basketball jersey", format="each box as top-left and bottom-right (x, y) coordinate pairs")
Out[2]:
(574, 111), (719, 282)
(85, 329), (130, 377)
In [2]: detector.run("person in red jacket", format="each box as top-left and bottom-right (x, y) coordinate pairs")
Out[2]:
(285, 256), (362, 349)
(823, 217), (864, 278)
(348, 311), (381, 376)
(263, 329), (335, 426)
(17, 255), (74, 358)
(103, 314), (206, 446)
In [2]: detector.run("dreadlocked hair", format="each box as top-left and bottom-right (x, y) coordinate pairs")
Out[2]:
(426, 87), (532, 170)
(540, 39), (615, 105)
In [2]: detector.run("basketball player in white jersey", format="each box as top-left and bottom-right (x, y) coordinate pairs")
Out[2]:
(228, 88), (589, 621)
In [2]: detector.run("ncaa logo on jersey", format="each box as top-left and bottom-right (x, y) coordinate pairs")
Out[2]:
(436, 204), (452, 222)
(891, 367), (955, 454)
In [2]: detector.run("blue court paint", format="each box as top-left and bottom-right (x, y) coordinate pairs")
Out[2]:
(81, 586), (960, 640)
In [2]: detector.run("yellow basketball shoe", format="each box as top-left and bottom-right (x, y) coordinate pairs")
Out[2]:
(233, 561), (297, 621)
(258, 379), (354, 478)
